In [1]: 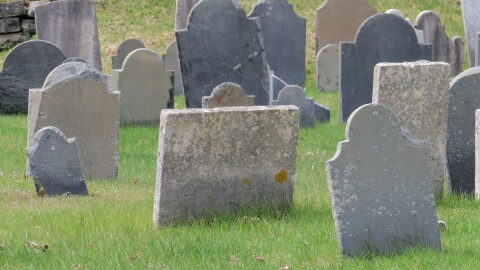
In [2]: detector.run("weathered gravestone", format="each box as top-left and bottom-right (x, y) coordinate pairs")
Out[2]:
(111, 38), (145, 70)
(373, 62), (451, 197)
(462, 0), (480, 67)
(26, 126), (88, 196)
(271, 85), (315, 128)
(175, 0), (200, 30)
(249, 0), (306, 86)
(112, 48), (174, 124)
(315, 0), (377, 53)
(153, 106), (299, 226)
(202, 82), (254, 108)
(176, 0), (270, 108)
(339, 13), (432, 122)
(326, 103), (442, 257)
(316, 44), (339, 92)
(385, 9), (425, 44)
(35, 0), (102, 71)
(28, 62), (120, 179)
(0, 74), (29, 114)
(162, 41), (184, 96)
(270, 73), (288, 102)
(415, 11), (464, 76)
(446, 66), (480, 195)
(476, 110), (480, 200)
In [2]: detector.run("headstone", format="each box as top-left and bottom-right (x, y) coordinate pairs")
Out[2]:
(339, 13), (432, 122)
(373, 62), (451, 197)
(249, 0), (306, 86)
(316, 44), (339, 92)
(176, 0), (270, 108)
(476, 32), (480, 66)
(162, 41), (184, 96)
(26, 126), (88, 196)
(28, 62), (120, 179)
(326, 103), (442, 257)
(271, 85), (315, 128)
(175, 0), (200, 30)
(462, 0), (480, 66)
(63, 57), (87, 64)
(0, 74), (29, 114)
(476, 109), (480, 200)
(270, 73), (288, 102)
(111, 38), (145, 70)
(415, 10), (464, 76)
(314, 102), (330, 123)
(446, 66), (480, 195)
(202, 82), (254, 108)
(112, 48), (174, 124)
(385, 9), (425, 44)
(35, 0), (102, 71)
(153, 106), (299, 226)
(315, 0), (377, 53)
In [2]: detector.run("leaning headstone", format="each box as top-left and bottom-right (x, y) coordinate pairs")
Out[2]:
(446, 66), (480, 195)
(175, 0), (200, 30)
(112, 48), (174, 124)
(462, 0), (480, 67)
(162, 41), (184, 96)
(339, 13), (432, 122)
(28, 62), (120, 179)
(35, 0), (102, 71)
(476, 109), (480, 200)
(202, 82), (254, 108)
(176, 0), (270, 108)
(26, 126), (88, 196)
(153, 106), (299, 226)
(415, 10), (464, 76)
(271, 86), (315, 128)
(315, 0), (377, 53)
(373, 62), (451, 197)
(316, 44), (339, 92)
(314, 102), (330, 123)
(111, 38), (145, 70)
(270, 73), (288, 102)
(326, 103), (442, 257)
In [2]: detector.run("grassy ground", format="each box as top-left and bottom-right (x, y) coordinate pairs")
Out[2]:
(2, 0), (479, 269)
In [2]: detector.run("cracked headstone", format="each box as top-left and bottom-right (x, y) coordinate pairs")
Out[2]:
(462, 0), (480, 66)
(316, 44), (339, 92)
(162, 40), (184, 96)
(111, 38), (145, 70)
(175, 0), (200, 30)
(202, 82), (254, 108)
(271, 85), (315, 128)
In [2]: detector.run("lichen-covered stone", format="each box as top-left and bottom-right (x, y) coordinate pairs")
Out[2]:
(202, 82), (254, 108)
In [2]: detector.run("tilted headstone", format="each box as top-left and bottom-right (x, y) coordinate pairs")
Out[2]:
(271, 86), (315, 128)
(175, 0), (200, 30)
(373, 62), (451, 197)
(326, 103), (442, 256)
(111, 38), (145, 70)
(446, 67), (480, 195)
(315, 0), (377, 53)
(476, 109), (480, 200)
(339, 13), (432, 122)
(153, 106), (299, 226)
(112, 48), (174, 124)
(26, 126), (88, 196)
(316, 44), (339, 92)
(28, 62), (120, 179)
(270, 73), (288, 102)
(462, 0), (480, 66)
(202, 82), (254, 108)
(314, 102), (330, 123)
(249, 0), (306, 86)
(162, 41), (184, 96)
(35, 0), (102, 71)
(415, 11), (464, 76)
(176, 0), (270, 108)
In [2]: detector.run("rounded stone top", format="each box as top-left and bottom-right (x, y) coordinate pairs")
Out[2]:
(385, 9), (404, 18)
(63, 57), (87, 64)
(121, 48), (164, 71)
(43, 62), (104, 89)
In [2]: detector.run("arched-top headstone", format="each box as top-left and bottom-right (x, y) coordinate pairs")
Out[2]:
(163, 40), (184, 96)
(385, 9), (425, 44)
(202, 82), (254, 108)
(339, 13), (432, 122)
(176, 0), (270, 108)
(316, 44), (339, 92)
(43, 61), (105, 90)
(63, 57), (87, 64)
(249, 0), (306, 86)
(271, 85), (315, 128)
(462, 0), (480, 67)
(175, 0), (200, 30)
(111, 38), (145, 70)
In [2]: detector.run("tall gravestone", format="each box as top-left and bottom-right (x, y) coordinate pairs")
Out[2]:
(326, 103), (442, 257)
(175, 0), (200, 30)
(339, 13), (432, 122)
(176, 0), (270, 108)
(316, 44), (339, 92)
(162, 41), (184, 96)
(35, 0), (102, 71)
(28, 62), (120, 179)
(112, 48), (174, 124)
(111, 38), (145, 70)
(462, 0), (480, 67)
(202, 82), (254, 108)
(271, 86), (316, 128)
(373, 62), (451, 197)
(249, 0), (306, 86)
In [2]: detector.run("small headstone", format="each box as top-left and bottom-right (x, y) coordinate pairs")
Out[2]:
(314, 102), (330, 123)
(26, 126), (88, 196)
(162, 41), (184, 96)
(270, 73), (288, 102)
(153, 106), (299, 226)
(111, 38), (145, 70)
(175, 0), (200, 30)
(316, 44), (339, 92)
(462, 0), (480, 66)
(202, 82), (254, 108)
(271, 85), (315, 128)
(372, 62), (451, 197)
(112, 48), (174, 124)
(476, 109), (480, 200)
(326, 103), (442, 257)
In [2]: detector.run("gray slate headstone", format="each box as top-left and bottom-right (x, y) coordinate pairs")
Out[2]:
(111, 38), (145, 70)
(0, 74), (29, 114)
(270, 73), (288, 102)
(202, 82), (254, 108)
(26, 126), (88, 196)
(385, 9), (425, 44)
(326, 103), (442, 257)
(176, 0), (270, 108)
(271, 85), (315, 128)
(314, 102), (330, 123)
(339, 13), (432, 122)
(316, 44), (339, 92)
(249, 0), (306, 86)
(162, 41), (184, 96)
(175, 0), (200, 30)
(462, 0), (480, 66)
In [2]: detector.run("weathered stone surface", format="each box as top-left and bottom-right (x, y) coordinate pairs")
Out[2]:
(385, 9), (425, 44)
(271, 85), (315, 128)
(0, 73), (29, 114)
(26, 126), (88, 196)
(176, 0), (270, 108)
(316, 44), (339, 92)
(175, 0), (200, 30)
(446, 67), (480, 195)
(27, 1), (48, 18)
(314, 102), (330, 123)
(153, 106), (299, 226)
(35, 0), (102, 71)
(0, 1), (25, 18)
(0, 17), (20, 34)
(339, 13), (432, 122)
(249, 0), (306, 86)
(0, 32), (29, 49)
(111, 38), (145, 70)
(326, 103), (441, 257)
(270, 73), (288, 102)
(373, 62), (451, 197)
(462, 0), (480, 66)
(202, 82), (254, 108)
(315, 0), (377, 53)
(476, 109), (480, 200)
(20, 19), (36, 34)
(415, 11), (464, 76)
(28, 62), (120, 179)
(162, 40), (183, 95)
(112, 48), (173, 124)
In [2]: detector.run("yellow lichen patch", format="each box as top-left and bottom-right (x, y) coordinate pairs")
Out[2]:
(241, 178), (250, 186)
(274, 170), (288, 183)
